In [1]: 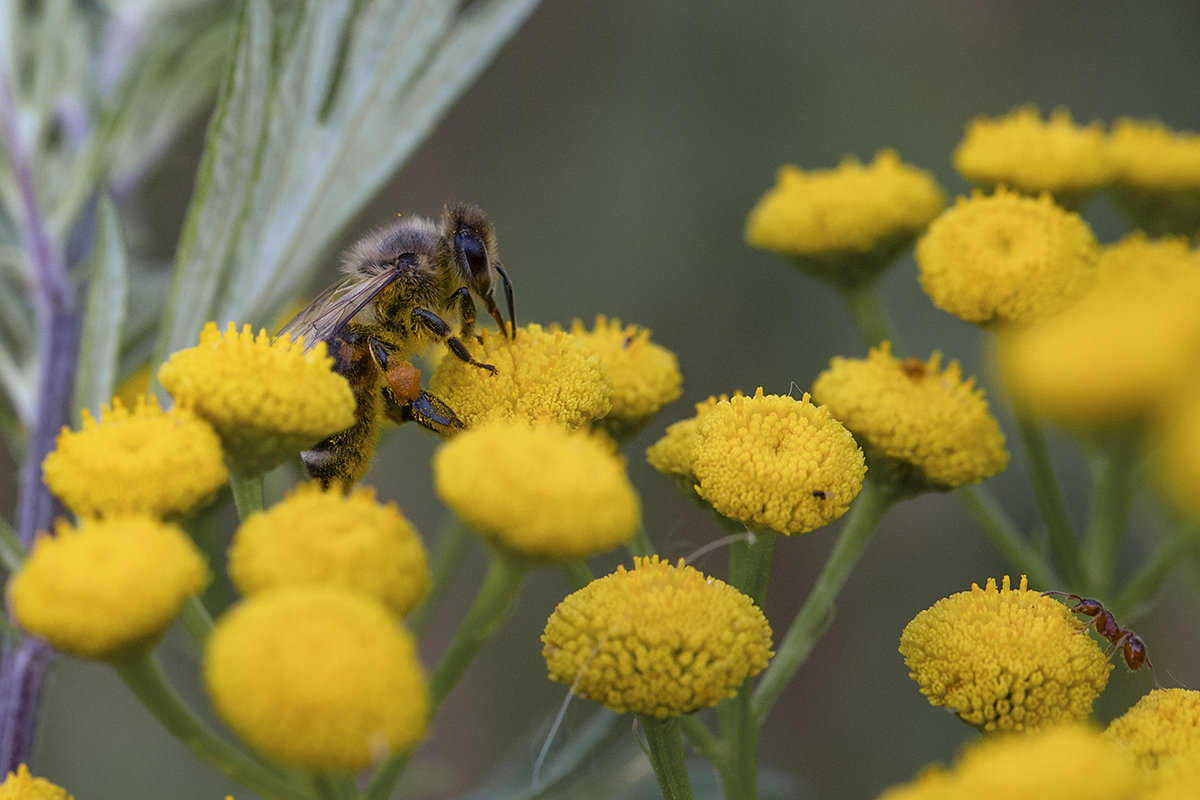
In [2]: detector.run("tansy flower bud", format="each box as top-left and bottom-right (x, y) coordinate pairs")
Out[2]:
(429, 324), (612, 428)
(916, 189), (1100, 326)
(229, 483), (430, 618)
(41, 396), (226, 518)
(10, 516), (208, 660)
(0, 765), (73, 800)
(1103, 689), (1200, 770)
(812, 342), (1008, 492)
(899, 576), (1110, 733)
(433, 420), (639, 561)
(688, 388), (865, 535)
(542, 555), (772, 717)
(158, 322), (356, 476)
(204, 588), (429, 772)
(745, 150), (945, 289)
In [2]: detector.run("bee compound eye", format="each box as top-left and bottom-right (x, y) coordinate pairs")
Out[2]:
(455, 227), (489, 277)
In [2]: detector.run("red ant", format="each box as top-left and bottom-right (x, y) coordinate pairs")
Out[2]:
(1042, 592), (1157, 683)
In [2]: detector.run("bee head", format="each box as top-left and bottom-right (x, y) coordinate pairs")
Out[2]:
(443, 204), (515, 335)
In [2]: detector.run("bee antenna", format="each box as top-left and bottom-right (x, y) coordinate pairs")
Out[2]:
(496, 265), (516, 334)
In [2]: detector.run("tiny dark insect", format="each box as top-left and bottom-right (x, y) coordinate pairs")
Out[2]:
(1042, 591), (1157, 681)
(811, 490), (828, 499)
(899, 358), (927, 380)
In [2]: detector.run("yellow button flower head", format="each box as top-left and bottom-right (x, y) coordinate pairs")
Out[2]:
(915, 189), (1100, 326)
(204, 588), (429, 772)
(1103, 689), (1200, 770)
(158, 322), (356, 475)
(880, 725), (1138, 800)
(10, 516), (208, 660)
(746, 150), (946, 288)
(41, 395), (226, 518)
(429, 324), (612, 428)
(998, 234), (1200, 428)
(688, 388), (865, 535)
(561, 316), (682, 442)
(229, 483), (430, 618)
(0, 765), (73, 800)
(811, 343), (1008, 491)
(1155, 391), (1200, 517)
(1108, 118), (1200, 237)
(953, 107), (1115, 208)
(645, 395), (732, 487)
(433, 420), (639, 561)
(899, 576), (1111, 732)
(542, 555), (772, 717)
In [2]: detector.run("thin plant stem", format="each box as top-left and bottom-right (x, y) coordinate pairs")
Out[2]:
(178, 595), (216, 645)
(228, 470), (264, 520)
(0, 516), (25, 574)
(728, 530), (776, 608)
(751, 479), (897, 719)
(677, 715), (721, 765)
(1114, 524), (1200, 618)
(1082, 432), (1140, 595)
(638, 714), (695, 800)
(561, 559), (594, 591)
(715, 689), (759, 800)
(840, 282), (899, 350)
(407, 513), (473, 636)
(957, 484), (1057, 588)
(626, 521), (656, 558)
(1014, 411), (1082, 587)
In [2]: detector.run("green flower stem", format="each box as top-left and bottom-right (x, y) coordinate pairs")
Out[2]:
(1082, 432), (1140, 595)
(1114, 524), (1200, 618)
(715, 688), (759, 800)
(229, 469), (265, 520)
(312, 773), (358, 800)
(840, 282), (898, 349)
(367, 550), (527, 800)
(677, 715), (721, 765)
(626, 521), (656, 558)
(114, 653), (310, 800)
(637, 714), (695, 800)
(1014, 411), (1082, 587)
(178, 595), (216, 645)
(406, 514), (473, 636)
(957, 484), (1057, 588)
(561, 559), (595, 591)
(751, 478), (897, 719)
(728, 530), (776, 608)
(0, 514), (26, 573)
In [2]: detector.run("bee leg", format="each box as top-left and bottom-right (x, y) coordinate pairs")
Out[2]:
(406, 390), (466, 435)
(449, 286), (478, 340)
(411, 307), (497, 373)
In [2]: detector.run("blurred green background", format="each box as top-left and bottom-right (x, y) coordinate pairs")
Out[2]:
(27, 1), (1200, 798)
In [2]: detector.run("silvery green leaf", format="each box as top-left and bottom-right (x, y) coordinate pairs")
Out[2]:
(72, 196), (128, 418)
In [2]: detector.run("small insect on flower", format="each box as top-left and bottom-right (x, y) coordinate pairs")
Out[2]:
(1042, 591), (1157, 679)
(279, 204), (516, 488)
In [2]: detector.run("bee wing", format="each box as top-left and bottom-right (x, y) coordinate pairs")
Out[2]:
(277, 268), (403, 351)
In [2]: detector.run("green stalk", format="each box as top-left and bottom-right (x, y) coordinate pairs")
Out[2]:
(0, 515), (26, 573)
(114, 654), (310, 800)
(178, 595), (216, 645)
(229, 469), (265, 520)
(1113, 524), (1200, 618)
(715, 689), (759, 800)
(1014, 411), (1081, 587)
(751, 479), (896, 719)
(638, 715), (695, 800)
(957, 484), (1056, 588)
(840, 282), (899, 350)
(406, 513), (473, 636)
(626, 521), (656, 558)
(728, 530), (776, 608)
(1082, 432), (1140, 595)
(561, 559), (595, 591)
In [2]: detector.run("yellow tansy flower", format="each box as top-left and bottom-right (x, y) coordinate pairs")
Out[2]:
(953, 106), (1114, 207)
(880, 725), (1138, 800)
(746, 149), (946, 288)
(0, 765), (73, 800)
(811, 343), (1008, 491)
(689, 388), (865, 535)
(998, 234), (1200, 428)
(899, 576), (1111, 732)
(542, 555), (772, 717)
(1155, 390), (1200, 517)
(41, 395), (226, 518)
(204, 588), (429, 772)
(10, 516), (208, 660)
(428, 324), (612, 428)
(915, 189), (1100, 326)
(1104, 689), (1200, 770)
(1108, 118), (1200, 237)
(229, 483), (430, 618)
(158, 322), (356, 475)
(561, 316), (682, 441)
(645, 395), (732, 486)
(433, 420), (639, 561)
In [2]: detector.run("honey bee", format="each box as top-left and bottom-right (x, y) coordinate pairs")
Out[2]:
(279, 203), (515, 488)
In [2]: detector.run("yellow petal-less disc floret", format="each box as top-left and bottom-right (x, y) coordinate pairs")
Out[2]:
(204, 588), (429, 772)
(689, 388), (865, 535)
(1108, 118), (1200, 237)
(899, 576), (1111, 733)
(41, 395), (227, 518)
(953, 107), (1115, 207)
(428, 324), (612, 428)
(542, 555), (772, 718)
(563, 316), (682, 441)
(10, 516), (208, 660)
(229, 483), (430, 618)
(1154, 391), (1200, 518)
(433, 420), (639, 561)
(745, 150), (945, 288)
(811, 343), (1008, 491)
(1103, 689), (1200, 770)
(0, 765), (73, 800)
(645, 395), (733, 486)
(915, 189), (1100, 326)
(158, 322), (356, 475)
(998, 234), (1200, 428)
